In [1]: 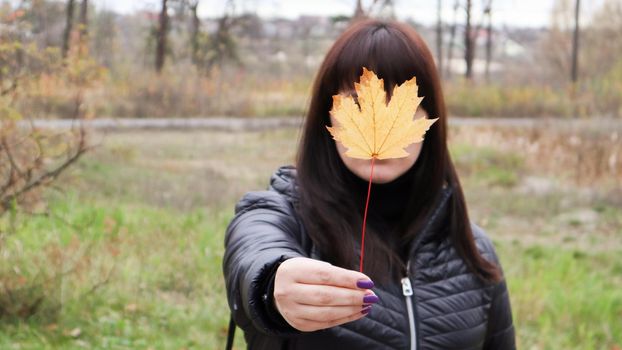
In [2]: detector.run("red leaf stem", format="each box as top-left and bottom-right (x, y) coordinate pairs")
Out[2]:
(359, 156), (376, 273)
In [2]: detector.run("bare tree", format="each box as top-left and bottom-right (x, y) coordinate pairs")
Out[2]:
(436, 0), (443, 77)
(0, 42), (94, 216)
(369, 0), (395, 18)
(540, 0), (575, 84)
(464, 0), (474, 79)
(571, 0), (580, 83)
(79, 0), (88, 41)
(62, 0), (75, 58)
(463, 0), (493, 80)
(191, 0), (239, 73)
(584, 0), (622, 78)
(155, 0), (169, 73)
(446, 0), (460, 78)
(484, 0), (493, 81)
(189, 0), (200, 64)
(352, 0), (394, 20)
(354, 0), (366, 20)
(0, 124), (89, 215)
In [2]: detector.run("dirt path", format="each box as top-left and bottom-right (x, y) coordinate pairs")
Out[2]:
(21, 116), (622, 132)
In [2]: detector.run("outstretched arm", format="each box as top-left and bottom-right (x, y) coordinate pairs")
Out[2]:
(223, 191), (306, 335)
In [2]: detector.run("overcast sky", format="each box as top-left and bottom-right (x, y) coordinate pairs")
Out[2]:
(86, 0), (604, 28)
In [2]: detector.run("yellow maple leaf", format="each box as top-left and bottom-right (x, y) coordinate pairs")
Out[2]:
(326, 67), (438, 160)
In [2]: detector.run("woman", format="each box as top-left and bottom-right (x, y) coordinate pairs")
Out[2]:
(223, 19), (515, 350)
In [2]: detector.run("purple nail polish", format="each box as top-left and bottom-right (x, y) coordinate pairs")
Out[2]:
(356, 279), (374, 289)
(361, 306), (372, 315)
(363, 294), (379, 304)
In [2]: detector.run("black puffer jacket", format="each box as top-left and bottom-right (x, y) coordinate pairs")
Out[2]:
(223, 166), (515, 350)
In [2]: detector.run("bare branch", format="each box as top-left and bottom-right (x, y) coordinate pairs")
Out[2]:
(0, 125), (90, 213)
(1, 135), (25, 178)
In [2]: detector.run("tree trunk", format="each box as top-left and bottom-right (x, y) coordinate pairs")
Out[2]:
(436, 0), (443, 77)
(446, 0), (460, 78)
(190, 1), (200, 64)
(79, 0), (88, 45)
(156, 0), (169, 73)
(571, 0), (580, 83)
(354, 0), (366, 20)
(465, 0), (474, 79)
(62, 0), (75, 58)
(485, 0), (493, 82)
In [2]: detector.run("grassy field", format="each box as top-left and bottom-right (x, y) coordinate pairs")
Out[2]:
(0, 124), (621, 349)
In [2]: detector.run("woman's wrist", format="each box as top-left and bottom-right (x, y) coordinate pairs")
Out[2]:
(261, 259), (297, 331)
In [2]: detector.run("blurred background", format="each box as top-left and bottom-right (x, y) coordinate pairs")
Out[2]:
(0, 0), (620, 349)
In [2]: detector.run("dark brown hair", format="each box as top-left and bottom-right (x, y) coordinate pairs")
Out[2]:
(295, 19), (501, 284)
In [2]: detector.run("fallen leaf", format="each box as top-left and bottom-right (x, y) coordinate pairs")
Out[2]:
(327, 67), (437, 160)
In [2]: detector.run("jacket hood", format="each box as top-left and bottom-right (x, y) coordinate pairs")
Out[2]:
(268, 165), (298, 201)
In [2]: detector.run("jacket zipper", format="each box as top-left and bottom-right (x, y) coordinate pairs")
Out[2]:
(401, 261), (417, 350)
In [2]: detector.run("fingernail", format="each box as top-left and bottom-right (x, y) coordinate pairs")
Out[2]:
(361, 305), (372, 315)
(363, 294), (379, 304)
(356, 279), (374, 289)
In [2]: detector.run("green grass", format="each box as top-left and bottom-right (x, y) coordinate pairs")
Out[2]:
(451, 143), (524, 188)
(0, 195), (243, 349)
(1, 128), (621, 349)
(499, 243), (622, 349)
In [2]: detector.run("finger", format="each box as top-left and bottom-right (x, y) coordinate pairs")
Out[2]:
(290, 284), (371, 306)
(294, 304), (370, 323)
(313, 306), (370, 330)
(295, 261), (373, 289)
(291, 306), (370, 332)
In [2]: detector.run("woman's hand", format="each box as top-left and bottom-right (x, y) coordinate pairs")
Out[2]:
(273, 257), (378, 332)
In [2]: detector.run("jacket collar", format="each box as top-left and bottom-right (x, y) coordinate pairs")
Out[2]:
(407, 184), (453, 255)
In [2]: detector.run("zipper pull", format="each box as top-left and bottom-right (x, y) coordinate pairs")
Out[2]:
(401, 277), (413, 296)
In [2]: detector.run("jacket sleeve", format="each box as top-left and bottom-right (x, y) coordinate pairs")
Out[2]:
(222, 191), (306, 336)
(473, 225), (516, 350)
(483, 278), (515, 350)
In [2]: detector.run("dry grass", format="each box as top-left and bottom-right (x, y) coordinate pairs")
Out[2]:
(449, 121), (622, 256)
(451, 120), (622, 189)
(74, 128), (301, 209)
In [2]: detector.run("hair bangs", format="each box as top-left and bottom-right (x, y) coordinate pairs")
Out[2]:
(330, 23), (435, 108)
